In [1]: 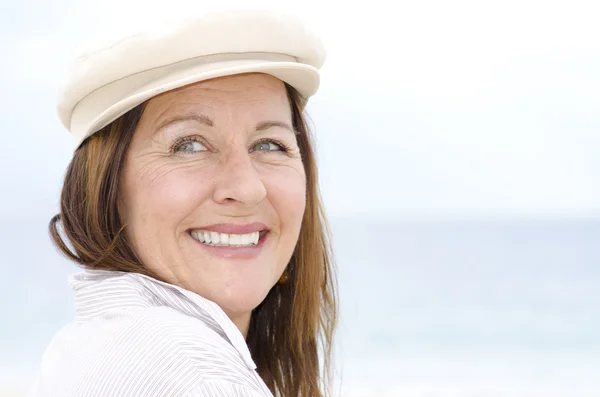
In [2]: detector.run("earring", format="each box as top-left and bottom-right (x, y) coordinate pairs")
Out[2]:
(278, 270), (289, 285)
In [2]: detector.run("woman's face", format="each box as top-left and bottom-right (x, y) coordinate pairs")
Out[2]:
(119, 73), (306, 333)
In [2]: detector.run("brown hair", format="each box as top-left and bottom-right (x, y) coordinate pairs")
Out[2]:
(50, 83), (338, 397)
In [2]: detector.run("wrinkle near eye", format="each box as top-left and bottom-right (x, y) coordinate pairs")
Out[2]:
(135, 158), (208, 187)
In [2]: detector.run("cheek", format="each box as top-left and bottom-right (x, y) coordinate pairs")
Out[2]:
(264, 164), (307, 225)
(122, 163), (213, 231)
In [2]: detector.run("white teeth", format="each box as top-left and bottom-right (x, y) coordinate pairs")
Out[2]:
(190, 230), (261, 247)
(210, 231), (220, 244)
(220, 233), (229, 244)
(229, 234), (242, 245)
(191, 230), (205, 243)
(240, 234), (250, 245)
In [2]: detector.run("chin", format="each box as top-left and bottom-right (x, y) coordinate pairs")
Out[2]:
(212, 284), (271, 315)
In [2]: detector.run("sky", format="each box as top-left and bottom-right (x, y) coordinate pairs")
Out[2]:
(1, 0), (599, 219)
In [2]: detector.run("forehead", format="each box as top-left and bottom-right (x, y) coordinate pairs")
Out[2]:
(142, 73), (291, 123)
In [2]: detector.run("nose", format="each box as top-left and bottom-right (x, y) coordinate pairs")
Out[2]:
(212, 149), (267, 207)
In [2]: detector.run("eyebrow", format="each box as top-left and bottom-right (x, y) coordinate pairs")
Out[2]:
(155, 114), (297, 135)
(155, 114), (213, 133)
(255, 120), (298, 135)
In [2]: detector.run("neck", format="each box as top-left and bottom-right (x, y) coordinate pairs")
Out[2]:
(225, 311), (252, 339)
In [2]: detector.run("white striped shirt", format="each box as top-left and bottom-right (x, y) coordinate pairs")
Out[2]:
(27, 269), (274, 397)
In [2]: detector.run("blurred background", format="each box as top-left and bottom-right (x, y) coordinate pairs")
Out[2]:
(1, 0), (599, 396)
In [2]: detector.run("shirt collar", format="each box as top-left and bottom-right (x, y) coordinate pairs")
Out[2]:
(69, 269), (257, 370)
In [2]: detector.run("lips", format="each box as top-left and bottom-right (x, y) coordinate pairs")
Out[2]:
(189, 222), (269, 235)
(187, 222), (270, 258)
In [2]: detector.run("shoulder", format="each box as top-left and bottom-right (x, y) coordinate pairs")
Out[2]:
(186, 379), (269, 397)
(33, 307), (257, 396)
(83, 305), (246, 372)
(129, 306), (249, 368)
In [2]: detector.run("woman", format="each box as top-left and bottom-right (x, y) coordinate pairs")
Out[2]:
(28, 10), (337, 397)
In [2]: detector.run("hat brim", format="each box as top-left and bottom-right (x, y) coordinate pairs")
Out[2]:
(70, 56), (319, 148)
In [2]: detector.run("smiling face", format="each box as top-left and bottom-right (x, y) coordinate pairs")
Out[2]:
(119, 73), (306, 335)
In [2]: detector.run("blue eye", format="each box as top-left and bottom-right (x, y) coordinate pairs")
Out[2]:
(174, 139), (207, 153)
(252, 140), (285, 152)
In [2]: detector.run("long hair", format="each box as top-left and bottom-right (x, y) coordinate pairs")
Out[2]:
(50, 83), (338, 397)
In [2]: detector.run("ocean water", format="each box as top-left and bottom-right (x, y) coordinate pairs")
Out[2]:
(1, 217), (599, 396)
(332, 218), (600, 397)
